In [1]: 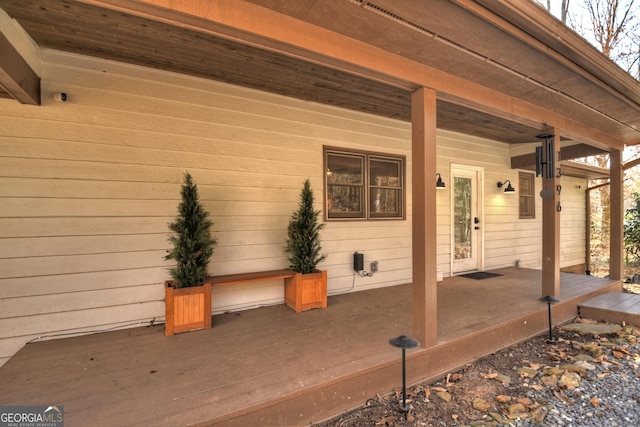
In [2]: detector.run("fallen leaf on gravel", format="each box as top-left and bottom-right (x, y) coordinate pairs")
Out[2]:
(481, 372), (498, 379)
(432, 386), (447, 392)
(495, 395), (511, 403)
(450, 373), (464, 382)
(472, 398), (491, 411)
(590, 396), (600, 407)
(376, 415), (396, 425)
(517, 397), (533, 407)
(612, 350), (625, 359)
(527, 361), (543, 369)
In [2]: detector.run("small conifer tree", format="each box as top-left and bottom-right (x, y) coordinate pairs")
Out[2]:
(166, 172), (216, 287)
(285, 179), (327, 274)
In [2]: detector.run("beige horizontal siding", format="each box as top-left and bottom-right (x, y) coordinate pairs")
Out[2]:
(0, 46), (588, 368)
(0, 49), (413, 366)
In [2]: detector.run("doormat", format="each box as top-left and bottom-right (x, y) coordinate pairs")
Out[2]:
(459, 272), (503, 280)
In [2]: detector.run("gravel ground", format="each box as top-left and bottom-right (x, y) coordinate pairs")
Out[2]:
(513, 328), (640, 427)
(316, 319), (640, 427)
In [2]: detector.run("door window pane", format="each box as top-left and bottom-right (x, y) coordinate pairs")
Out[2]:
(454, 177), (472, 260)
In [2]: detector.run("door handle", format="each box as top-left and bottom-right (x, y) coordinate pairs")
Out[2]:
(474, 226), (480, 230)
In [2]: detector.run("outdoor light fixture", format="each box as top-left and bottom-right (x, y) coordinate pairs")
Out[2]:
(497, 180), (515, 193)
(436, 173), (446, 189)
(389, 335), (420, 416)
(540, 295), (560, 343)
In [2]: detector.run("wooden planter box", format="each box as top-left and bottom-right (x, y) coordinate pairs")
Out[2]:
(164, 281), (212, 336)
(284, 270), (327, 313)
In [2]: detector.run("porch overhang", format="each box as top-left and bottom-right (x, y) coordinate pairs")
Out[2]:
(0, 0), (639, 151)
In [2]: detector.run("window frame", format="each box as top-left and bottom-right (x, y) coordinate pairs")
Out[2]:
(324, 147), (405, 221)
(518, 172), (536, 219)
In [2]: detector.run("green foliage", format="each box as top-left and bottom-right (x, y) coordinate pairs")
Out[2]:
(624, 192), (640, 262)
(285, 179), (327, 274)
(166, 172), (216, 287)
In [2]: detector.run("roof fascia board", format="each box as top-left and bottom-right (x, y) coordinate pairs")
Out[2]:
(78, 0), (624, 150)
(466, 0), (640, 108)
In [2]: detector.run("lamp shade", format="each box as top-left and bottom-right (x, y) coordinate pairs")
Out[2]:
(497, 180), (515, 193)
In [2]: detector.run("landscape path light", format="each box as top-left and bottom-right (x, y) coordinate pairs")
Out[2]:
(389, 334), (420, 415)
(540, 295), (560, 343)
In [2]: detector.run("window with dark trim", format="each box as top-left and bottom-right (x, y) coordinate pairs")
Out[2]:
(324, 147), (405, 220)
(519, 172), (535, 219)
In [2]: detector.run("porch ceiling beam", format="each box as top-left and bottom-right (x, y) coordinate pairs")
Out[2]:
(511, 144), (608, 169)
(624, 157), (640, 170)
(79, 0), (625, 151)
(0, 31), (40, 105)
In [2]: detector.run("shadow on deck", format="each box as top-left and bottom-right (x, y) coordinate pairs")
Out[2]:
(0, 268), (620, 426)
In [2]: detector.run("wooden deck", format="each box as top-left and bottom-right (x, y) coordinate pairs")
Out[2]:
(0, 268), (620, 426)
(579, 292), (640, 326)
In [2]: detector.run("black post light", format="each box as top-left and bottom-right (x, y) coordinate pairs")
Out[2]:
(389, 335), (420, 415)
(497, 180), (515, 193)
(540, 295), (560, 343)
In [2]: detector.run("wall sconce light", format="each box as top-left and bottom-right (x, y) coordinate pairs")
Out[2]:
(436, 173), (446, 189)
(497, 180), (515, 193)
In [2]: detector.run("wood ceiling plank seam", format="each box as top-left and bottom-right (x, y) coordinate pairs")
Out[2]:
(454, 0), (640, 110)
(361, 0), (640, 139)
(72, 2), (632, 146)
(0, 0), (632, 150)
(6, 2), (412, 118)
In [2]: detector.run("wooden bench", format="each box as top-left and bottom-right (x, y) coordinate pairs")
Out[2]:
(205, 268), (327, 313)
(206, 269), (294, 287)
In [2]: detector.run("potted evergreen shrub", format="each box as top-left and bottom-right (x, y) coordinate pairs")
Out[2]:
(164, 172), (217, 336)
(284, 179), (328, 312)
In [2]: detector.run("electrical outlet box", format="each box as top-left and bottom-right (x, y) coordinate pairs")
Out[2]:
(370, 261), (378, 272)
(353, 252), (364, 271)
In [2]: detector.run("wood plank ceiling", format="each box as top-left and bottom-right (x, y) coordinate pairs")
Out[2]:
(1, 0), (637, 164)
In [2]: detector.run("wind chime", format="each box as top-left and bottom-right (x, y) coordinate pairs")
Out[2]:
(535, 128), (562, 211)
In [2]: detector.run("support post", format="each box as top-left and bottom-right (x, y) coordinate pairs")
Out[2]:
(411, 87), (438, 347)
(541, 130), (561, 297)
(610, 149), (624, 281)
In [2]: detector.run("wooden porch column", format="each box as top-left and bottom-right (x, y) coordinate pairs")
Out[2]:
(411, 87), (438, 347)
(542, 131), (561, 297)
(610, 149), (624, 280)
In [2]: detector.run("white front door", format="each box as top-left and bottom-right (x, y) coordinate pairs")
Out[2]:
(451, 165), (483, 274)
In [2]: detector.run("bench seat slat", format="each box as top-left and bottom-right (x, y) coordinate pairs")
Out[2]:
(206, 269), (294, 287)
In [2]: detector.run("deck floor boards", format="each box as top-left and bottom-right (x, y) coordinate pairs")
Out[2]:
(579, 292), (640, 325)
(0, 268), (620, 426)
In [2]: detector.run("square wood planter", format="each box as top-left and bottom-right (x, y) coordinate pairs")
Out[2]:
(164, 281), (212, 336)
(284, 270), (327, 313)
